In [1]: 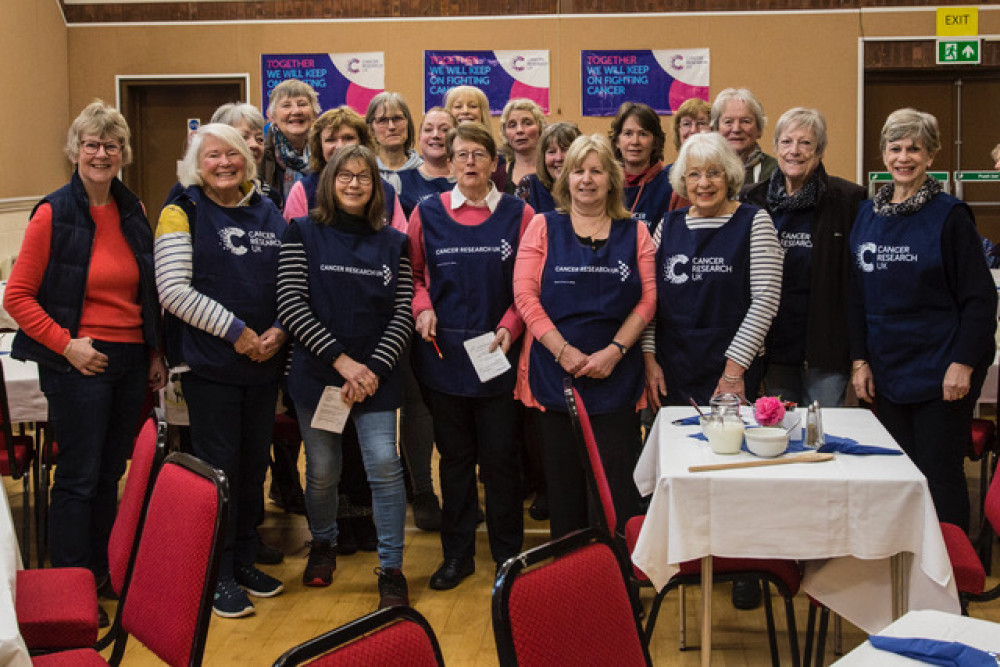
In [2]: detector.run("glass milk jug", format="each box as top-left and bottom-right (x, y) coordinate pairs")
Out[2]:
(704, 393), (745, 455)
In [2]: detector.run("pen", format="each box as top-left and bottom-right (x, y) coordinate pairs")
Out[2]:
(430, 336), (443, 359)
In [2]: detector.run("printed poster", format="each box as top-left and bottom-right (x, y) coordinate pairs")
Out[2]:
(424, 50), (550, 114)
(581, 49), (710, 116)
(261, 52), (385, 114)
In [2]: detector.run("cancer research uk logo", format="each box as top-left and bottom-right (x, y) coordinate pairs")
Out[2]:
(320, 263), (395, 287)
(553, 260), (631, 283)
(855, 242), (918, 273)
(218, 227), (280, 256)
(434, 239), (513, 261)
(663, 254), (733, 284)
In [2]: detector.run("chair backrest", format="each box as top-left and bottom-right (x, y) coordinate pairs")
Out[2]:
(492, 527), (651, 667)
(109, 452), (228, 667)
(563, 379), (616, 535)
(272, 606), (445, 667)
(107, 417), (165, 594)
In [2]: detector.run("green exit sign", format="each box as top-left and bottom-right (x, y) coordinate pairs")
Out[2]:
(937, 38), (981, 65)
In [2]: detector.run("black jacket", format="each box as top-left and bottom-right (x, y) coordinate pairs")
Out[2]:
(742, 163), (866, 370)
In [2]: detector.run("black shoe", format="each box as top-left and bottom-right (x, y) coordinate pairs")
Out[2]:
(95, 574), (118, 601)
(375, 567), (409, 608)
(528, 492), (549, 521)
(356, 515), (378, 552)
(303, 540), (337, 587)
(336, 518), (359, 556)
(256, 541), (284, 565)
(412, 492), (442, 532)
(429, 557), (475, 590)
(97, 603), (109, 628)
(732, 579), (763, 610)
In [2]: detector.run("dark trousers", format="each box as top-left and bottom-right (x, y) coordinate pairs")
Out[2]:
(875, 364), (986, 532)
(422, 386), (523, 564)
(537, 407), (642, 540)
(184, 373), (279, 579)
(42, 341), (148, 573)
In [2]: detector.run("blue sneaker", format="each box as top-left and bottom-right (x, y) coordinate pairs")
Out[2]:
(213, 578), (254, 618)
(235, 565), (285, 598)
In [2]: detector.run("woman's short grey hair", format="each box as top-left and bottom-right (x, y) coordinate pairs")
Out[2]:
(710, 88), (767, 134)
(65, 99), (133, 166)
(366, 92), (416, 152)
(879, 108), (941, 155)
(211, 102), (267, 132)
(267, 79), (321, 118)
(669, 132), (745, 200)
(774, 107), (828, 156)
(177, 123), (256, 188)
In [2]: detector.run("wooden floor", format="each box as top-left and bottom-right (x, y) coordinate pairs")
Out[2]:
(10, 458), (1000, 666)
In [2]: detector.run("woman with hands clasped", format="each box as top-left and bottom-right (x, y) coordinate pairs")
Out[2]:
(513, 134), (656, 539)
(409, 123), (534, 590)
(157, 123), (288, 618)
(277, 145), (413, 607)
(849, 108), (997, 531)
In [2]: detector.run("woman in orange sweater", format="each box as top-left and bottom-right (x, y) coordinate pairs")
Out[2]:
(4, 101), (165, 623)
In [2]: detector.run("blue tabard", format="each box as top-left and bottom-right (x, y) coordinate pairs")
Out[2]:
(521, 174), (558, 214)
(411, 193), (523, 397)
(300, 172), (397, 221)
(528, 212), (644, 413)
(286, 219), (407, 413)
(655, 204), (755, 405)
(397, 169), (453, 219)
(624, 169), (673, 237)
(850, 194), (965, 404)
(769, 208), (813, 365)
(168, 186), (286, 386)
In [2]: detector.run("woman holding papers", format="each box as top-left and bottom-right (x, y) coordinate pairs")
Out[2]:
(513, 134), (656, 539)
(849, 108), (997, 531)
(409, 122), (534, 590)
(276, 145), (413, 606)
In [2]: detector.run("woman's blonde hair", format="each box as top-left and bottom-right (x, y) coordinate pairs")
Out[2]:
(443, 85), (493, 136)
(498, 98), (546, 161)
(552, 134), (629, 219)
(66, 99), (133, 166)
(307, 107), (375, 173)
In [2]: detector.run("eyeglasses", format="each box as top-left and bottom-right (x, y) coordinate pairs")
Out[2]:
(336, 170), (373, 185)
(373, 115), (406, 126)
(679, 118), (710, 131)
(81, 141), (122, 156)
(452, 150), (490, 163)
(685, 168), (724, 182)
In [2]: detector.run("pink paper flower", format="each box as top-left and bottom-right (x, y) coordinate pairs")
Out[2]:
(754, 396), (786, 427)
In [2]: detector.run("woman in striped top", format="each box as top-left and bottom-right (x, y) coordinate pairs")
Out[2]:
(644, 132), (783, 408)
(276, 145), (414, 607)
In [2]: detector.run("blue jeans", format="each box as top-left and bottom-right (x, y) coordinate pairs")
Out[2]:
(296, 404), (406, 570)
(183, 373), (278, 580)
(41, 341), (148, 572)
(764, 363), (849, 408)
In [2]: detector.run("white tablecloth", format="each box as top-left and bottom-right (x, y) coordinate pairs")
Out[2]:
(833, 609), (1000, 664)
(0, 485), (30, 666)
(0, 333), (46, 424)
(631, 407), (959, 634)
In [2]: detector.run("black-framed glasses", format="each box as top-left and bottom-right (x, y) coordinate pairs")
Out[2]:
(336, 171), (374, 185)
(81, 141), (122, 156)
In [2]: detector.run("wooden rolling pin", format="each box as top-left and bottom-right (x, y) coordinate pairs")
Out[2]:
(688, 452), (833, 473)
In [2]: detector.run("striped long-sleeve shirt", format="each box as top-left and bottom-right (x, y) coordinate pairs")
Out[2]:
(276, 220), (414, 378)
(643, 207), (783, 369)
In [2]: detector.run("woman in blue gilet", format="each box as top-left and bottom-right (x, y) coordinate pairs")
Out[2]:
(514, 134), (656, 540)
(644, 132), (783, 408)
(516, 122), (581, 215)
(156, 124), (287, 618)
(849, 108), (997, 532)
(278, 145), (413, 607)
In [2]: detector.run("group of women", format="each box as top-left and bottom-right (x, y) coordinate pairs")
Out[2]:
(8, 79), (994, 623)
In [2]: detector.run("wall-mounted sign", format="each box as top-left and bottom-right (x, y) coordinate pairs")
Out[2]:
(424, 50), (549, 114)
(261, 52), (385, 114)
(580, 49), (710, 117)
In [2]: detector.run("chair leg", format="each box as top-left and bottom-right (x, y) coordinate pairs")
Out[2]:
(802, 604), (817, 667)
(19, 475), (30, 567)
(832, 612), (842, 655)
(645, 590), (666, 643)
(783, 590), (801, 667)
(815, 606), (830, 666)
(762, 581), (779, 667)
(677, 584), (686, 650)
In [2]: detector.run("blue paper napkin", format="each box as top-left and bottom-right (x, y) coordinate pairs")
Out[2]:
(868, 635), (998, 666)
(818, 434), (903, 456)
(673, 415), (702, 426)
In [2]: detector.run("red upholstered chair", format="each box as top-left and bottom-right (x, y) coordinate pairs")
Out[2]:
(272, 606), (445, 667)
(16, 417), (165, 652)
(968, 417), (998, 571)
(0, 355), (35, 565)
(563, 380), (802, 666)
(31, 452), (229, 667)
(492, 527), (652, 667)
(940, 463), (1000, 615)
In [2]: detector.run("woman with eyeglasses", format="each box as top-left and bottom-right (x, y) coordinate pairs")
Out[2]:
(409, 123), (534, 591)
(278, 145), (414, 607)
(5, 101), (165, 625)
(366, 93), (423, 192)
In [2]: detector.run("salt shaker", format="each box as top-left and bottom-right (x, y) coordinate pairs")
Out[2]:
(812, 400), (825, 446)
